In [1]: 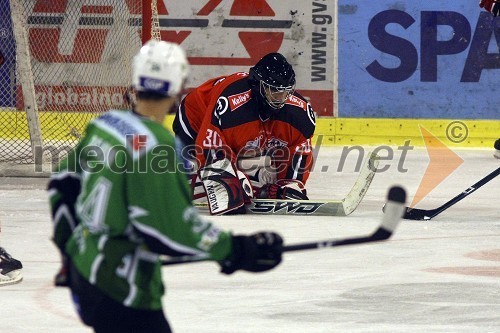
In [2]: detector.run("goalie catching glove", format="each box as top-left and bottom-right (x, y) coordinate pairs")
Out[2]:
(480, 0), (500, 16)
(219, 232), (283, 274)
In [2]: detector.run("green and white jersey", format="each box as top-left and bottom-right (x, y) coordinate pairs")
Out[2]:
(50, 110), (232, 310)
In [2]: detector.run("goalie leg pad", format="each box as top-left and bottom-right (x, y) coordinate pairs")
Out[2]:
(200, 158), (246, 215)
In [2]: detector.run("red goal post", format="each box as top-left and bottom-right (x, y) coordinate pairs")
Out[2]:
(0, 0), (158, 176)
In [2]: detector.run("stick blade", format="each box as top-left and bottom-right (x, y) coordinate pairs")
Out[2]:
(403, 207), (434, 220)
(342, 152), (379, 215)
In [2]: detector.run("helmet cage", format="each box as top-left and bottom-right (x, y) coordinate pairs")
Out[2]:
(259, 80), (295, 109)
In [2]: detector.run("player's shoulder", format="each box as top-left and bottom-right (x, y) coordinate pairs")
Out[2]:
(217, 72), (249, 88)
(216, 72), (252, 100)
(277, 92), (316, 138)
(211, 73), (259, 127)
(90, 110), (172, 153)
(202, 72), (249, 96)
(209, 72), (254, 114)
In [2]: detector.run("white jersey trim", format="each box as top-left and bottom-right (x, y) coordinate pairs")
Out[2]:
(89, 253), (104, 285)
(292, 154), (303, 179)
(132, 220), (205, 256)
(92, 110), (159, 159)
(178, 105), (194, 140)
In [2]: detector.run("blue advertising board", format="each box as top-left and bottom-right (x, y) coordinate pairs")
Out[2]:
(0, 0), (15, 107)
(338, 1), (499, 119)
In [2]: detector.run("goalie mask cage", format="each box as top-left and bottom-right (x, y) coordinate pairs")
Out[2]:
(0, 0), (159, 176)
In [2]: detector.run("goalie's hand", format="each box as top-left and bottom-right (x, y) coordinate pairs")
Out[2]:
(256, 180), (309, 200)
(219, 232), (283, 274)
(480, 0), (500, 16)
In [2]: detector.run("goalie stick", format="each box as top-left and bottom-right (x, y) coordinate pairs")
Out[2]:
(195, 152), (380, 216)
(402, 166), (500, 221)
(161, 186), (406, 266)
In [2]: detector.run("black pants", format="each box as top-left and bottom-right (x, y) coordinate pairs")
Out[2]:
(69, 263), (172, 333)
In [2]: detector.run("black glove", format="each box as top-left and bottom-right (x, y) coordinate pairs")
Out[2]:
(47, 174), (81, 221)
(219, 232), (283, 274)
(257, 183), (309, 200)
(54, 255), (70, 287)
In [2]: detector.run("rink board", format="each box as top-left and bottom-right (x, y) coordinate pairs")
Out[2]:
(0, 110), (498, 148)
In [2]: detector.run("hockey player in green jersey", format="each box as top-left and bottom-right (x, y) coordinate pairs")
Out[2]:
(48, 40), (283, 333)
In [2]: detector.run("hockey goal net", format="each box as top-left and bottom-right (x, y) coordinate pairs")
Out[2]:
(0, 0), (159, 176)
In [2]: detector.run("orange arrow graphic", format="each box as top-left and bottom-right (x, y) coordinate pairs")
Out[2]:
(410, 126), (464, 208)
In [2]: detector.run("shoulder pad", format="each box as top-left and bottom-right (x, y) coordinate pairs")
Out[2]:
(279, 92), (316, 138)
(92, 110), (160, 157)
(220, 74), (254, 112)
(211, 76), (258, 128)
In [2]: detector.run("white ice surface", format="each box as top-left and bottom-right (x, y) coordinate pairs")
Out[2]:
(0, 147), (498, 333)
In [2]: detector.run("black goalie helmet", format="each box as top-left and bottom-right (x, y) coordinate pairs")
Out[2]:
(249, 53), (296, 111)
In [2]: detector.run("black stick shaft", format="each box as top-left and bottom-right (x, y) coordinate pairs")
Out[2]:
(162, 186), (405, 266)
(163, 215), (398, 265)
(431, 166), (499, 216)
(405, 166), (500, 220)
(282, 235), (374, 252)
(162, 234), (382, 265)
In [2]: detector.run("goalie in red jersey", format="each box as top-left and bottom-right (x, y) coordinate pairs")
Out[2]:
(173, 53), (316, 215)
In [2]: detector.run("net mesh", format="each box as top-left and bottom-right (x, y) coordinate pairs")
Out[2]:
(0, 0), (152, 173)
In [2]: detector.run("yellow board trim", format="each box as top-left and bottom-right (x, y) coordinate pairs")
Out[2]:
(314, 118), (499, 148)
(1, 111), (498, 148)
(0, 111), (97, 141)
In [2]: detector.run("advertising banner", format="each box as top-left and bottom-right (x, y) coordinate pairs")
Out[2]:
(160, 1), (335, 116)
(338, 1), (499, 119)
(0, 0), (15, 107)
(21, 0), (336, 115)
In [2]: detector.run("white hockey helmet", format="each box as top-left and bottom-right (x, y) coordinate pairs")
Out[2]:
(132, 40), (189, 97)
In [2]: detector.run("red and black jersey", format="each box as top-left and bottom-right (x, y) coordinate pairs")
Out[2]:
(173, 72), (316, 183)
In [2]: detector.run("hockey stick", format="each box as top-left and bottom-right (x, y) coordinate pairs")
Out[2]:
(161, 186), (406, 266)
(402, 166), (500, 221)
(194, 152), (379, 216)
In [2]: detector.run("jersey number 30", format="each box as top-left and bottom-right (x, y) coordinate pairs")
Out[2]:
(202, 129), (223, 148)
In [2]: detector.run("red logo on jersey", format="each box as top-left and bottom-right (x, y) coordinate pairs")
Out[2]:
(229, 90), (252, 111)
(132, 134), (148, 151)
(286, 95), (306, 111)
